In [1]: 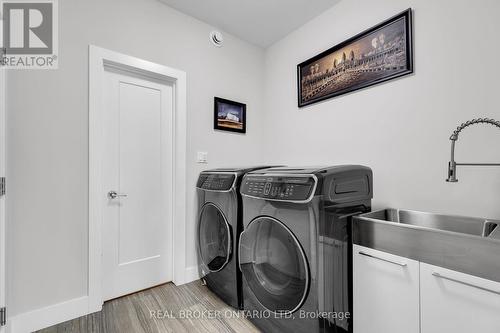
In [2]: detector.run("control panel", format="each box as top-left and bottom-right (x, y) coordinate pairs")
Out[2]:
(241, 175), (316, 201)
(197, 173), (236, 191)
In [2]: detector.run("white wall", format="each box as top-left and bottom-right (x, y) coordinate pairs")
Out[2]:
(6, 0), (266, 317)
(263, 0), (500, 219)
(7, 0), (500, 326)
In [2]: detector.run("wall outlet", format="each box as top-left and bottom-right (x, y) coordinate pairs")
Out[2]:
(197, 152), (208, 163)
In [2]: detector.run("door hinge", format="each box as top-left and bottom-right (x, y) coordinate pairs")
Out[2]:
(0, 177), (4, 196)
(0, 307), (6, 327)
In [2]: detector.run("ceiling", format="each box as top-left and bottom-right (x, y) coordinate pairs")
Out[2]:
(159, 0), (341, 48)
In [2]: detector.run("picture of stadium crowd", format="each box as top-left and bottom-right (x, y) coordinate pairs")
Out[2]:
(299, 17), (410, 105)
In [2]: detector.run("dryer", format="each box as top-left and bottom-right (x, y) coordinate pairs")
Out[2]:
(239, 166), (373, 333)
(196, 167), (275, 309)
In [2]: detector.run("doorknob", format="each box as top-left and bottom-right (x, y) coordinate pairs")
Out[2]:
(108, 191), (127, 199)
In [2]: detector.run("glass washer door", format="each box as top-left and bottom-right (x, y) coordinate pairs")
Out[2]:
(198, 203), (232, 272)
(239, 216), (309, 313)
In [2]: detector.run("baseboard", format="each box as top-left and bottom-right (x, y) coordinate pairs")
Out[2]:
(9, 296), (90, 333)
(8, 266), (199, 332)
(183, 265), (201, 285)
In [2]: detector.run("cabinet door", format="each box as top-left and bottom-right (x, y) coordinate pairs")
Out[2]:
(421, 263), (500, 333)
(353, 245), (420, 333)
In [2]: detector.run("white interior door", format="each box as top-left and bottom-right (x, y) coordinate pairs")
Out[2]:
(102, 68), (173, 301)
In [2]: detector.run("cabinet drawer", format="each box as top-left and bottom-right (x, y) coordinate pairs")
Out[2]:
(353, 245), (420, 333)
(421, 262), (500, 333)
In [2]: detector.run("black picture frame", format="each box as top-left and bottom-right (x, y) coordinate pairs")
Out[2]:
(297, 8), (413, 107)
(213, 97), (246, 134)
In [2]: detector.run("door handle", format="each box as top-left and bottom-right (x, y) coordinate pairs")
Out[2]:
(108, 191), (127, 199)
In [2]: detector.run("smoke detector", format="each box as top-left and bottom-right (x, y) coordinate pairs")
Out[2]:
(210, 31), (224, 47)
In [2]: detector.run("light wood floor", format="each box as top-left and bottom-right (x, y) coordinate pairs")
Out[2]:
(37, 280), (260, 333)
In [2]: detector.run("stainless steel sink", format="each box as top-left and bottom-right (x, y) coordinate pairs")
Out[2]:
(361, 209), (499, 238)
(353, 209), (500, 283)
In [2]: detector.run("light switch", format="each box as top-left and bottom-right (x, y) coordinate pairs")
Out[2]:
(197, 152), (208, 163)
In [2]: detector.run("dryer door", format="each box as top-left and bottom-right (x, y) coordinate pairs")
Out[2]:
(239, 216), (309, 313)
(198, 203), (232, 274)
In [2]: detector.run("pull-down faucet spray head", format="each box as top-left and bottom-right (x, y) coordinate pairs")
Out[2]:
(446, 118), (500, 182)
(447, 141), (458, 182)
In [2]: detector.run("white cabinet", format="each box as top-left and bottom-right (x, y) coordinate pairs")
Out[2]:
(353, 245), (420, 333)
(420, 262), (500, 333)
(354, 246), (500, 333)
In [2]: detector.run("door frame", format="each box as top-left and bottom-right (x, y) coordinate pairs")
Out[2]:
(88, 45), (187, 312)
(0, 55), (6, 332)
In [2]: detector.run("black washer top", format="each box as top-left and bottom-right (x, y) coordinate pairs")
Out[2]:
(241, 165), (373, 203)
(202, 166), (277, 175)
(247, 165), (371, 176)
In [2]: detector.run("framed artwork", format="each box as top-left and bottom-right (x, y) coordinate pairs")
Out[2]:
(214, 97), (246, 133)
(297, 9), (413, 107)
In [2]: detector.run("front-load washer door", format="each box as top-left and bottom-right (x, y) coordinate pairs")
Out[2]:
(239, 216), (309, 313)
(198, 203), (232, 274)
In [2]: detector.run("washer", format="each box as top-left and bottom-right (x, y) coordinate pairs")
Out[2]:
(239, 166), (373, 333)
(196, 166), (275, 309)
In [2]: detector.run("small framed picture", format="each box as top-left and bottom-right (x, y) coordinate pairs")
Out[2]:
(214, 97), (246, 134)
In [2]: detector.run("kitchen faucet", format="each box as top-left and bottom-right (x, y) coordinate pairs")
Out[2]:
(446, 118), (500, 182)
